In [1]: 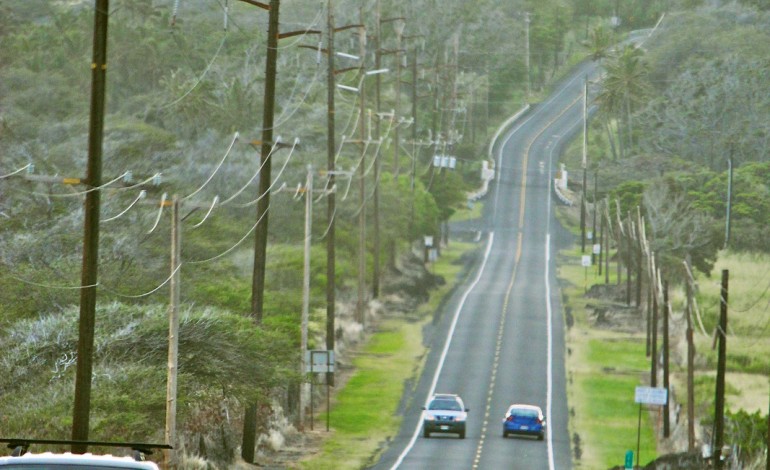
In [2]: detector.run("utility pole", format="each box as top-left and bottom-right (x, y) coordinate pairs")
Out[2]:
(299, 165), (313, 431)
(592, 170), (598, 264)
(325, 0), (336, 388)
(598, 200), (604, 276)
(408, 44), (419, 237)
(663, 281), (671, 437)
(685, 261), (696, 452)
(580, 79), (587, 253)
(650, 260), (658, 388)
(250, 0), (280, 323)
(626, 212), (632, 306)
(725, 154), (733, 249)
(244, 0), (280, 462)
(356, 10), (367, 325)
(525, 12), (531, 98)
(636, 208), (644, 307)
(72, 0), (109, 452)
(714, 269), (729, 469)
(372, 0), (382, 300)
(164, 196), (181, 469)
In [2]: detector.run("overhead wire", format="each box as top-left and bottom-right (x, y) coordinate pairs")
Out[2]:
(102, 190), (147, 223)
(147, 193), (168, 234)
(234, 138), (300, 207)
(218, 138), (282, 206)
(100, 264), (182, 299)
(157, 31), (229, 110)
(191, 196), (220, 228)
(21, 171), (131, 198)
(0, 163), (32, 179)
(182, 132), (239, 202)
(4, 272), (97, 290)
(188, 202), (271, 264)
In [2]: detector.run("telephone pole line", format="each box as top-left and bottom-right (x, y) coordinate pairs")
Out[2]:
(662, 280), (670, 438)
(325, 0), (337, 387)
(242, 0), (280, 462)
(356, 9), (367, 325)
(72, 0), (109, 452)
(372, 0), (382, 299)
(164, 195), (181, 468)
(250, 0), (280, 324)
(714, 269), (729, 468)
(684, 260), (696, 451)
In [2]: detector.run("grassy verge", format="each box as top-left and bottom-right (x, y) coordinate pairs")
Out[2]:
(557, 246), (659, 468)
(299, 241), (479, 469)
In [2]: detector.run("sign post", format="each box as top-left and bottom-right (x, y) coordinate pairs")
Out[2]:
(306, 350), (335, 431)
(582, 255), (591, 292)
(634, 386), (668, 468)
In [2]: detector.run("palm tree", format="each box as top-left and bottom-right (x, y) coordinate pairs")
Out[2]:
(596, 44), (651, 158)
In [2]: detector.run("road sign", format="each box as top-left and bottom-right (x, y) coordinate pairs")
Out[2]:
(306, 350), (335, 373)
(634, 386), (668, 405)
(593, 243), (601, 254)
(581, 255), (591, 267)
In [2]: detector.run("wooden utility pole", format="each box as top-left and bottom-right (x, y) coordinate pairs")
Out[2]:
(325, 0), (336, 387)
(685, 262), (696, 451)
(164, 196), (181, 468)
(592, 170), (598, 264)
(580, 79), (587, 253)
(251, 0), (280, 323)
(714, 269), (729, 469)
(650, 265), (658, 388)
(663, 281), (671, 437)
(598, 200), (604, 276)
(356, 11), (367, 325)
(636, 207), (644, 307)
(72, 0), (109, 452)
(372, 0), (382, 299)
(300, 165), (313, 430)
(626, 212), (632, 306)
(245, 0), (280, 462)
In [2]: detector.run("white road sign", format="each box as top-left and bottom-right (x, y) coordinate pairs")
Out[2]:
(634, 386), (668, 405)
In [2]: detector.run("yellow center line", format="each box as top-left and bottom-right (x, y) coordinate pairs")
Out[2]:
(472, 94), (582, 469)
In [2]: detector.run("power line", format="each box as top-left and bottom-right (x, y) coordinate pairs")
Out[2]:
(182, 132), (239, 201)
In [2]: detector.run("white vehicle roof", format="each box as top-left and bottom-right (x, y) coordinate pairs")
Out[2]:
(0, 452), (160, 469)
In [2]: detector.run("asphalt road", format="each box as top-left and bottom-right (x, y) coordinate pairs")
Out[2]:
(370, 59), (602, 470)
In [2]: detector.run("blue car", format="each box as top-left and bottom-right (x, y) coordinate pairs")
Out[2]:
(502, 404), (546, 440)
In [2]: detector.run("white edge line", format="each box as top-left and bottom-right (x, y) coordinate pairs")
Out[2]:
(389, 231), (495, 470)
(391, 68), (593, 469)
(545, 115), (585, 470)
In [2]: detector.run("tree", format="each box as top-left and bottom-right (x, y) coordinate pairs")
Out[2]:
(596, 45), (651, 158)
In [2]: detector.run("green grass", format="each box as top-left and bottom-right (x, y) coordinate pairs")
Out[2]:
(299, 242), (478, 469)
(450, 200), (484, 222)
(556, 226), (660, 468)
(575, 339), (657, 468)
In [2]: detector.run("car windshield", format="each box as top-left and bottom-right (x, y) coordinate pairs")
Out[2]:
(511, 408), (539, 418)
(429, 400), (461, 411)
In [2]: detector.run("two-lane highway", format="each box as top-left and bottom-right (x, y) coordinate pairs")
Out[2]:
(371, 59), (601, 470)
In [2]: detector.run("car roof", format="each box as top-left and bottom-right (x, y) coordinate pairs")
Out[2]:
(430, 393), (461, 400)
(506, 404), (543, 413)
(0, 452), (160, 469)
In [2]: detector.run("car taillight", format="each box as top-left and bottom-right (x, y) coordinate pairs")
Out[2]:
(506, 416), (514, 422)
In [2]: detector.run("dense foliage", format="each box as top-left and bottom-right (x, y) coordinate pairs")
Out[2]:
(0, 0), (584, 461)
